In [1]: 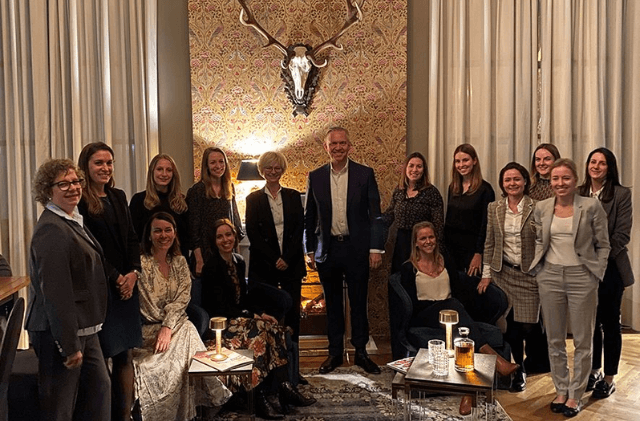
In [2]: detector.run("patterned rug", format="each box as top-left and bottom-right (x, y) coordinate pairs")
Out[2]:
(212, 366), (513, 420)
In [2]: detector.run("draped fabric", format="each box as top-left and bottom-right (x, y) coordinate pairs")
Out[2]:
(415, 0), (640, 329)
(0, 0), (159, 348)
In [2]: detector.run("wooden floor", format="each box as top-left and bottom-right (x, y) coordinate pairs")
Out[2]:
(300, 330), (640, 421)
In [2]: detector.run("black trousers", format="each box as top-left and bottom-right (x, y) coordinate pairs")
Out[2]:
(316, 237), (370, 356)
(592, 260), (625, 375)
(31, 330), (111, 421)
(503, 309), (535, 368)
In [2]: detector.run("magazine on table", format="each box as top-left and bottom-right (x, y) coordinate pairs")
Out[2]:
(192, 347), (254, 371)
(386, 356), (415, 374)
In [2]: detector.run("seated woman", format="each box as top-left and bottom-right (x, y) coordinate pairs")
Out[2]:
(401, 221), (518, 415)
(200, 218), (315, 420)
(132, 212), (231, 421)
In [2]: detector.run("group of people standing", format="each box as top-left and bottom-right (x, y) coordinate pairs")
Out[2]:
(24, 127), (632, 420)
(388, 143), (632, 417)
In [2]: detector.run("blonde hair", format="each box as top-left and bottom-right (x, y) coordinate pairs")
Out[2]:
(199, 147), (233, 199)
(257, 151), (288, 176)
(409, 221), (442, 269)
(144, 154), (187, 213)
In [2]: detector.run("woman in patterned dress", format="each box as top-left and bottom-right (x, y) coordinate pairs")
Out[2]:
(383, 152), (444, 274)
(132, 212), (230, 421)
(186, 147), (244, 275)
(529, 143), (561, 201)
(201, 218), (315, 419)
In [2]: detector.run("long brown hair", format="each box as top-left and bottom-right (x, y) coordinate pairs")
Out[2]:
(399, 152), (431, 191)
(578, 147), (622, 204)
(409, 221), (442, 269)
(144, 154), (187, 213)
(449, 144), (483, 196)
(78, 142), (115, 215)
(199, 147), (233, 200)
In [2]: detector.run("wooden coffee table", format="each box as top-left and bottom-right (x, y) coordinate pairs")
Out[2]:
(400, 348), (497, 420)
(189, 349), (255, 420)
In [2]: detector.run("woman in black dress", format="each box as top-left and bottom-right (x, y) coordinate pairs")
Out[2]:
(186, 147), (243, 275)
(444, 144), (505, 324)
(129, 153), (189, 258)
(78, 142), (142, 421)
(383, 152), (444, 274)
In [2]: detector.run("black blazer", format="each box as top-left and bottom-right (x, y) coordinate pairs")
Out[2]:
(27, 209), (108, 357)
(201, 251), (264, 319)
(304, 159), (384, 262)
(245, 187), (306, 284)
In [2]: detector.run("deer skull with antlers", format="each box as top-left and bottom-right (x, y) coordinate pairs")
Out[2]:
(238, 0), (364, 117)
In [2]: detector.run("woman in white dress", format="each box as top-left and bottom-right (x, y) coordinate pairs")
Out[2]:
(133, 212), (231, 421)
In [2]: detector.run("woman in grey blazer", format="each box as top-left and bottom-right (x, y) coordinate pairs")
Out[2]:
(579, 147), (634, 399)
(480, 162), (539, 392)
(529, 158), (610, 417)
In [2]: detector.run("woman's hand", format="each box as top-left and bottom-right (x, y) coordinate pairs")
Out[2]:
(275, 258), (288, 271)
(467, 253), (482, 277)
(154, 326), (172, 354)
(118, 272), (137, 300)
(63, 351), (83, 369)
(477, 277), (491, 294)
(194, 248), (204, 276)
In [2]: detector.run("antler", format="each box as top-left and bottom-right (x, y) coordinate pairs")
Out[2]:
(307, 0), (364, 67)
(238, 0), (288, 57)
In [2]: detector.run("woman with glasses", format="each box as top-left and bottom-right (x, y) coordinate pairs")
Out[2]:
(245, 151), (306, 384)
(78, 142), (142, 421)
(28, 159), (110, 420)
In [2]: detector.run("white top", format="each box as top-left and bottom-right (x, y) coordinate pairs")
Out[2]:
(546, 215), (582, 266)
(415, 269), (451, 301)
(329, 160), (349, 236)
(264, 186), (284, 253)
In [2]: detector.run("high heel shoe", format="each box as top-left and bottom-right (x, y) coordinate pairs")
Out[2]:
(279, 381), (317, 407)
(479, 344), (519, 377)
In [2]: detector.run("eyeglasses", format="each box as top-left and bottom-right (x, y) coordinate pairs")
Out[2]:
(51, 179), (85, 191)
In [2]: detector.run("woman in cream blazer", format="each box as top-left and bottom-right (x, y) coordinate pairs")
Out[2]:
(528, 158), (610, 417)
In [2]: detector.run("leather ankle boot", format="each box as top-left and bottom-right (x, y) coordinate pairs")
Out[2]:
(459, 394), (473, 415)
(279, 381), (317, 407)
(255, 389), (284, 420)
(479, 344), (519, 377)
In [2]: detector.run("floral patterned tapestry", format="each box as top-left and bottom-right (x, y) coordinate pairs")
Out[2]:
(189, 0), (407, 340)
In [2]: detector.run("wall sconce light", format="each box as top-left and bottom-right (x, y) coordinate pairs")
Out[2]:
(236, 159), (263, 181)
(209, 317), (228, 361)
(439, 309), (459, 357)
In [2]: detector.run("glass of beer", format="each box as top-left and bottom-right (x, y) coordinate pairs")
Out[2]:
(454, 327), (474, 372)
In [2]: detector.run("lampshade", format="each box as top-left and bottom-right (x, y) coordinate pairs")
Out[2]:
(439, 309), (459, 325)
(210, 316), (227, 331)
(236, 159), (263, 181)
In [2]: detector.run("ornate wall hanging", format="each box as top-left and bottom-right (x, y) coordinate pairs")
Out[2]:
(237, 0), (364, 117)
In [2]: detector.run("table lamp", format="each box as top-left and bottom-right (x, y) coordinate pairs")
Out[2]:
(439, 309), (459, 357)
(209, 317), (228, 361)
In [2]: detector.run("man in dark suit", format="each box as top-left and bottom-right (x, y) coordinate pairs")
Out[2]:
(304, 127), (384, 374)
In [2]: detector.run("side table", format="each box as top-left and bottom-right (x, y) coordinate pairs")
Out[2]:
(403, 348), (497, 420)
(189, 349), (255, 421)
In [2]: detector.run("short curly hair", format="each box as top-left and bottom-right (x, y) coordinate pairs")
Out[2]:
(33, 159), (84, 205)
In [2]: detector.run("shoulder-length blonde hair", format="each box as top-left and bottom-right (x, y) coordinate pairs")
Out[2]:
(144, 154), (187, 213)
(409, 221), (442, 269)
(399, 152), (431, 191)
(78, 142), (115, 215)
(199, 147), (233, 200)
(449, 144), (483, 196)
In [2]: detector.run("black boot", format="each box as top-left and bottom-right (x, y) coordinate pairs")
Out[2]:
(510, 368), (526, 392)
(255, 389), (284, 420)
(279, 381), (317, 407)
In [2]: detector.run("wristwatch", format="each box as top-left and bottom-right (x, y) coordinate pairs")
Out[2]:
(133, 270), (141, 280)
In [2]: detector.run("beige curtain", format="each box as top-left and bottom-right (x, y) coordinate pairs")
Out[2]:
(0, 0), (159, 347)
(419, 0), (639, 329)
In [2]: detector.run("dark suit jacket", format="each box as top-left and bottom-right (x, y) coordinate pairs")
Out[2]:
(594, 185), (634, 287)
(530, 194), (610, 281)
(245, 187), (306, 283)
(303, 159), (384, 263)
(27, 209), (108, 357)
